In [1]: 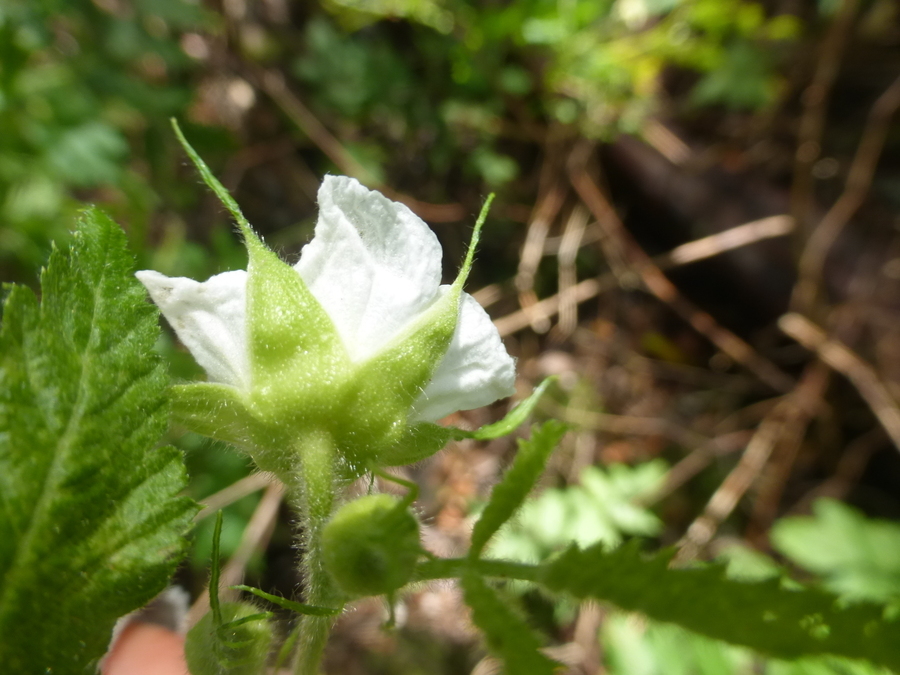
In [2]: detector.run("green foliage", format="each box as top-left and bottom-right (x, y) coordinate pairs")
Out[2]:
(470, 421), (568, 559)
(0, 0), (208, 279)
(539, 541), (900, 669)
(601, 612), (890, 675)
(490, 460), (666, 563)
(461, 570), (559, 675)
(772, 499), (900, 604)
(0, 207), (196, 673)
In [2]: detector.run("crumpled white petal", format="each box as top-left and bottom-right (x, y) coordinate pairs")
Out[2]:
(295, 175), (443, 362)
(135, 269), (249, 390)
(410, 291), (516, 423)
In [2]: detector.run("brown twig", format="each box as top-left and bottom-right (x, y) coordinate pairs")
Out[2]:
(195, 472), (277, 521)
(641, 431), (752, 507)
(515, 173), (568, 333)
(555, 204), (590, 338)
(492, 214), (794, 336)
(789, 0), (860, 240)
(792, 74), (900, 313)
(567, 146), (795, 393)
(676, 362), (830, 561)
(779, 312), (900, 451)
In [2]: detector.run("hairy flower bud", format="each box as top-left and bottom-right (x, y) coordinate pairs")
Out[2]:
(321, 494), (421, 598)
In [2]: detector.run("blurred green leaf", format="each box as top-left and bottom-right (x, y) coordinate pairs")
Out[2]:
(772, 499), (900, 603)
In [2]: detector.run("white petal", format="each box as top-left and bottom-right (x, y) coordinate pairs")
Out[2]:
(410, 291), (516, 423)
(295, 175), (443, 362)
(136, 269), (250, 390)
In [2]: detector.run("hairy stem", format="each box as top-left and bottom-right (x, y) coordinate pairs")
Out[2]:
(413, 557), (541, 583)
(288, 430), (343, 675)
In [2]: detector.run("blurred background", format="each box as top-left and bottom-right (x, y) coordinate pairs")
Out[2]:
(3, 0), (900, 672)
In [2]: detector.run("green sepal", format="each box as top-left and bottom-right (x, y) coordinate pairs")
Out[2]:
(459, 377), (555, 441)
(337, 197), (494, 469)
(171, 383), (282, 449)
(378, 422), (456, 467)
(377, 379), (555, 469)
(243, 240), (349, 425)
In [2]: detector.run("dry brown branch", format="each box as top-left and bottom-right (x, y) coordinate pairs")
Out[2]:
(555, 204), (590, 337)
(642, 431), (752, 506)
(247, 67), (466, 223)
(677, 362), (829, 560)
(567, 148), (794, 392)
(660, 216), (793, 267)
(779, 312), (900, 450)
(188, 481), (286, 627)
(790, 0), (860, 239)
(492, 214), (794, 336)
(515, 177), (567, 333)
(195, 472), (277, 521)
(555, 406), (712, 449)
(793, 74), (900, 313)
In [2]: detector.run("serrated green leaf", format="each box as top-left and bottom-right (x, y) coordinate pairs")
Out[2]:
(0, 207), (196, 673)
(539, 541), (900, 669)
(470, 421), (567, 559)
(461, 571), (559, 675)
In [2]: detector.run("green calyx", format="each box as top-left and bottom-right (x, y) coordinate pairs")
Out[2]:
(321, 494), (422, 598)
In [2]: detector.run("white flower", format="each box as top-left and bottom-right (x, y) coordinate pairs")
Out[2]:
(137, 176), (515, 433)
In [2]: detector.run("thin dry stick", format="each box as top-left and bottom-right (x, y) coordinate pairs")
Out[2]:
(677, 362), (830, 561)
(780, 312), (900, 451)
(515, 179), (567, 332)
(555, 406), (712, 449)
(568, 150), (794, 393)
(187, 481), (286, 628)
(641, 430), (752, 507)
(661, 216), (793, 267)
(793, 74), (900, 313)
(492, 214), (794, 335)
(749, 298), (866, 534)
(789, 0), (860, 240)
(248, 67), (466, 223)
(195, 472), (277, 521)
(555, 204), (590, 337)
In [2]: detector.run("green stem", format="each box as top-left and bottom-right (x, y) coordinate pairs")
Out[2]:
(413, 557), (542, 584)
(287, 430), (343, 675)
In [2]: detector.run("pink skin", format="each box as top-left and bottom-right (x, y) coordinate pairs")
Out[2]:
(101, 622), (188, 675)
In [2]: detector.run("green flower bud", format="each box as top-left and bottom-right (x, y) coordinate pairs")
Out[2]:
(321, 494), (421, 598)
